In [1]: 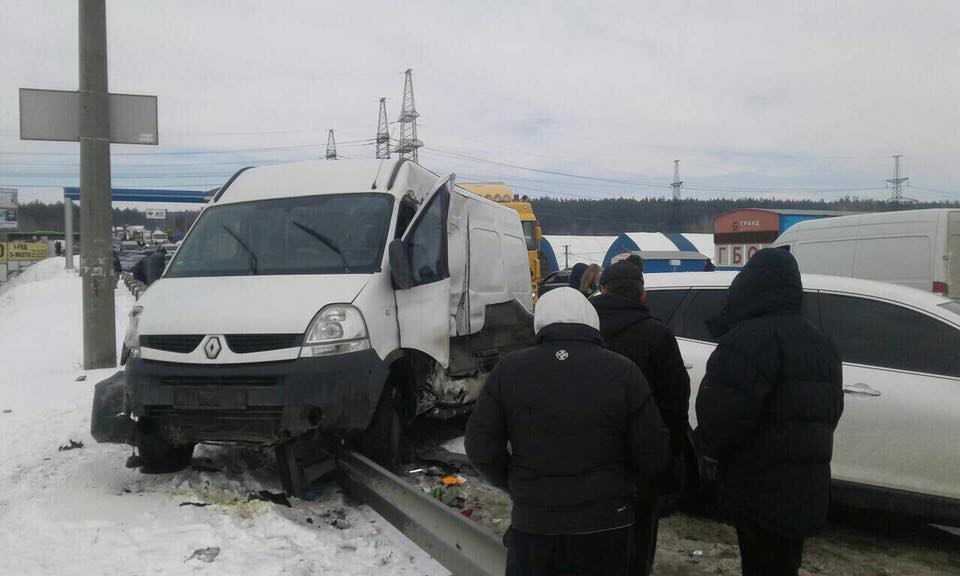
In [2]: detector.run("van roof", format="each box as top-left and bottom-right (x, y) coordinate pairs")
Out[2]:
(213, 159), (440, 205)
(714, 207), (858, 218)
(779, 208), (959, 234)
(643, 270), (954, 308)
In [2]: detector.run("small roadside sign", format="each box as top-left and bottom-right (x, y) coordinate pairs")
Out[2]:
(145, 208), (167, 220)
(5, 242), (49, 261)
(19, 88), (158, 145)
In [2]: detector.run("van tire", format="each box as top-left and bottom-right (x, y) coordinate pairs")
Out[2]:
(137, 428), (194, 474)
(358, 382), (404, 471)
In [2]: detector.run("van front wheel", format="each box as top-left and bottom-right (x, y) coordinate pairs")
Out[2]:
(137, 426), (194, 474)
(358, 383), (404, 471)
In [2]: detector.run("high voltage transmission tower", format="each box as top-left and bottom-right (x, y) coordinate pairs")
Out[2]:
(395, 69), (423, 162)
(671, 159), (683, 201)
(886, 154), (911, 203)
(325, 130), (337, 160)
(376, 98), (391, 159)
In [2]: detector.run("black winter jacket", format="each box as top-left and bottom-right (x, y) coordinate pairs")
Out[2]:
(465, 323), (669, 535)
(695, 248), (843, 538)
(592, 293), (690, 458)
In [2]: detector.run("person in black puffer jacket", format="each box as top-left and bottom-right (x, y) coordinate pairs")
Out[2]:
(591, 255), (690, 576)
(466, 287), (669, 576)
(695, 248), (843, 576)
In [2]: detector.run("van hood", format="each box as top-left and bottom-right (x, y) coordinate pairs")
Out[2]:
(136, 275), (371, 335)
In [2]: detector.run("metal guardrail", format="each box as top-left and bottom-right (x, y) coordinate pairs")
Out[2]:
(120, 271), (147, 299)
(333, 447), (507, 576)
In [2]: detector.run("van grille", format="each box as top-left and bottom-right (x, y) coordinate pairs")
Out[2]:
(139, 334), (303, 354)
(225, 334), (303, 353)
(140, 335), (204, 353)
(160, 375), (281, 387)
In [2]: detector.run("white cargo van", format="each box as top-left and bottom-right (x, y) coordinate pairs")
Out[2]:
(772, 209), (960, 297)
(92, 159), (534, 475)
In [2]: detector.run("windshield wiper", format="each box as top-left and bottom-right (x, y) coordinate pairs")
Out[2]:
(291, 220), (349, 272)
(221, 224), (258, 275)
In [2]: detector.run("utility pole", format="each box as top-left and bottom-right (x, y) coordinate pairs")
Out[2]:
(670, 159), (684, 231)
(395, 69), (423, 162)
(325, 129), (337, 160)
(376, 97), (391, 160)
(886, 154), (910, 203)
(20, 0), (158, 369)
(64, 199), (73, 269)
(79, 0), (116, 368)
(671, 159), (683, 201)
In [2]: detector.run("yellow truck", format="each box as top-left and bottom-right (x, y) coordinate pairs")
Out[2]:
(460, 182), (542, 297)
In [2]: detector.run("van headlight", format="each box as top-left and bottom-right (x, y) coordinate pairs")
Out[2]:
(124, 306), (144, 358)
(300, 304), (370, 357)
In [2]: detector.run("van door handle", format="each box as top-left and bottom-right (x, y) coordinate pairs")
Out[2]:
(683, 363), (693, 370)
(843, 383), (881, 397)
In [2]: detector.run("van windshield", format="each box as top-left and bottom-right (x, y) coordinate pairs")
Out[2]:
(166, 193), (394, 277)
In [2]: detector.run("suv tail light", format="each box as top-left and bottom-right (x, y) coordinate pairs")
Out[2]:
(933, 281), (948, 294)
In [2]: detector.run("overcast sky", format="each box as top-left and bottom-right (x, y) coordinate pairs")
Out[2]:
(1, 0), (958, 206)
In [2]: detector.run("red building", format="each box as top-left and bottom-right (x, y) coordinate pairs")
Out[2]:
(713, 209), (853, 267)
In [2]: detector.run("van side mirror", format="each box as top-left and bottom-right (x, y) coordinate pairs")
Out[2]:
(389, 240), (413, 290)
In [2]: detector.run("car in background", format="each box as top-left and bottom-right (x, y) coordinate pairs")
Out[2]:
(537, 268), (573, 296)
(772, 208), (960, 297)
(642, 271), (960, 524)
(119, 253), (147, 273)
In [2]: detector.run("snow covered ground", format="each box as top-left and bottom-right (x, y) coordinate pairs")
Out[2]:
(0, 259), (446, 575)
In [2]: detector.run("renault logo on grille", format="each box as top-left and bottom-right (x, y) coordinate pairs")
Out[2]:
(203, 337), (222, 359)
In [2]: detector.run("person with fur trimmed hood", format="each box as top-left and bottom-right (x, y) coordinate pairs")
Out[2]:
(466, 287), (669, 576)
(568, 262), (603, 297)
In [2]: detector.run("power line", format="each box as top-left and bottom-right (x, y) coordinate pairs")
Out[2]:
(0, 139), (375, 157)
(423, 145), (887, 195)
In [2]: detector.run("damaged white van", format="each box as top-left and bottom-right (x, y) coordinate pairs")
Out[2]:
(92, 159), (534, 478)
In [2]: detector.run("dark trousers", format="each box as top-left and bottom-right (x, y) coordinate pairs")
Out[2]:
(735, 517), (804, 576)
(631, 498), (659, 576)
(505, 526), (633, 576)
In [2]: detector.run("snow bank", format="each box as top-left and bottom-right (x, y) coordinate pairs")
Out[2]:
(0, 266), (445, 575)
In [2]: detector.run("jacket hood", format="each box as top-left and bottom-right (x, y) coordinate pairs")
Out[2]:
(708, 248), (802, 337)
(591, 292), (653, 340)
(534, 287), (600, 334)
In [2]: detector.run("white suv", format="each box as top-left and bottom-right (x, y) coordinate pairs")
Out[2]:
(643, 271), (960, 523)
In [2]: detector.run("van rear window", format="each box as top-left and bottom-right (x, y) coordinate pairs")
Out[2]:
(166, 193), (394, 277)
